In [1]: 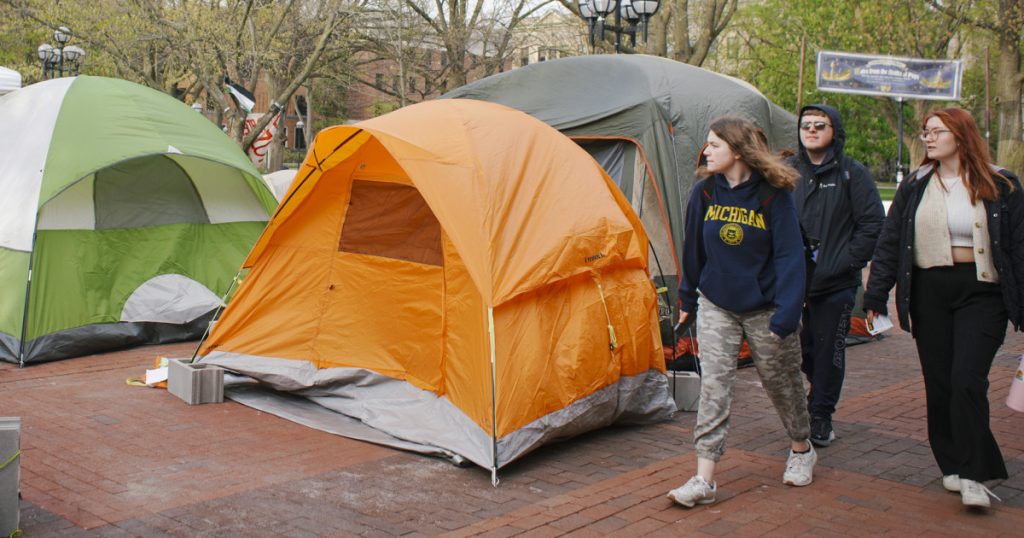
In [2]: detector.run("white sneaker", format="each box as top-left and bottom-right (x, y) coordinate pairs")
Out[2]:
(942, 474), (960, 492)
(783, 445), (817, 486)
(960, 479), (1000, 508)
(666, 475), (717, 507)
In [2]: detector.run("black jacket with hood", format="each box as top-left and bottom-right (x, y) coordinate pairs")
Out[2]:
(788, 104), (885, 297)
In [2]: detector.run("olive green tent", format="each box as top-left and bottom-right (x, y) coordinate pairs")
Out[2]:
(0, 76), (276, 364)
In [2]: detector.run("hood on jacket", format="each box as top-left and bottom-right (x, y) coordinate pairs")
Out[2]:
(798, 103), (846, 166)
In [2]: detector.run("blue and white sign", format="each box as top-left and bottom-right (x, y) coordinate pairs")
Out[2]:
(816, 51), (962, 101)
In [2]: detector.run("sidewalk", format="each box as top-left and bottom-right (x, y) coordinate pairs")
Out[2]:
(2, 327), (1023, 536)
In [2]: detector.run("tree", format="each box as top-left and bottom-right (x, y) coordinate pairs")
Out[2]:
(132, 1), (355, 152)
(727, 0), (965, 179)
(397, 0), (553, 89)
(930, 0), (1024, 173)
(559, 0), (737, 65)
(1, 0), (358, 166)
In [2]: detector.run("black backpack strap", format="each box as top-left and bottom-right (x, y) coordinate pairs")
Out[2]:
(756, 181), (779, 220)
(701, 177), (715, 202)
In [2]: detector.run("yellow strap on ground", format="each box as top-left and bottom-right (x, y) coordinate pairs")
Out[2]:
(0, 449), (19, 471)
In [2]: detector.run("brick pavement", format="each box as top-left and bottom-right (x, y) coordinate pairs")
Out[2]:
(2, 327), (1023, 536)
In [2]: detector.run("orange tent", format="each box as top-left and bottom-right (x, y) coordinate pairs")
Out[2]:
(198, 100), (675, 475)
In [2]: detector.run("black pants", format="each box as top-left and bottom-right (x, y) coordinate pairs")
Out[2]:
(911, 264), (1008, 482)
(801, 286), (856, 419)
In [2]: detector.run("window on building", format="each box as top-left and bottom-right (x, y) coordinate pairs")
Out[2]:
(408, 77), (417, 93)
(392, 75), (399, 92)
(375, 73), (384, 88)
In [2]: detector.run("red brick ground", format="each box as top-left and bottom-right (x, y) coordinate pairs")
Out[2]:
(3, 327), (1023, 536)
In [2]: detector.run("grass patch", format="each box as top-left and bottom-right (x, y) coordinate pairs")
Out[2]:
(877, 185), (896, 201)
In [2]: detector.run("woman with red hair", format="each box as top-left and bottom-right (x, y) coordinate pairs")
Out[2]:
(864, 108), (1024, 509)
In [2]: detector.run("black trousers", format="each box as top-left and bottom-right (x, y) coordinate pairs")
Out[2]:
(910, 264), (1008, 481)
(801, 286), (856, 419)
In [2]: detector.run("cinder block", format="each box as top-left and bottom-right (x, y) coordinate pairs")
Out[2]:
(668, 371), (701, 412)
(168, 359), (224, 405)
(0, 417), (20, 537)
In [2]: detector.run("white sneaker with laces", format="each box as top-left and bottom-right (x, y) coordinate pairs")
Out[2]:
(783, 445), (817, 486)
(666, 475), (717, 507)
(960, 478), (1000, 508)
(942, 474), (960, 492)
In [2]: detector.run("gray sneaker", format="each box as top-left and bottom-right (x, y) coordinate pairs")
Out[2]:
(960, 479), (1000, 508)
(810, 416), (835, 447)
(666, 475), (717, 507)
(783, 445), (817, 486)
(942, 474), (960, 492)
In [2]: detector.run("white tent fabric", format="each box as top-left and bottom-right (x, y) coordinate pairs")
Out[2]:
(120, 274), (224, 324)
(263, 169), (297, 201)
(0, 67), (20, 95)
(0, 78), (74, 251)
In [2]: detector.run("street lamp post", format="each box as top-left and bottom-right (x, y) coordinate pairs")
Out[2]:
(37, 26), (86, 80)
(295, 119), (306, 151)
(578, 0), (660, 54)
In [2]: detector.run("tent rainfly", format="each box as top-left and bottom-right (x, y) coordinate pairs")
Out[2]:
(445, 54), (797, 304)
(0, 76), (277, 365)
(198, 99), (676, 476)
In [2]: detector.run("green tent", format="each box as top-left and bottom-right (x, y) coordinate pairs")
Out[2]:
(445, 55), (797, 301)
(0, 76), (277, 365)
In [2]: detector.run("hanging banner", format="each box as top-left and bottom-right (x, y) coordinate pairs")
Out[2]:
(243, 113), (281, 168)
(816, 51), (963, 101)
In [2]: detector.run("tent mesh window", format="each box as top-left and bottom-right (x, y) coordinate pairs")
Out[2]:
(338, 180), (442, 266)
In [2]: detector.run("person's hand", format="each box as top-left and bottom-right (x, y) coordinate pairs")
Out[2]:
(679, 311), (690, 327)
(866, 309), (876, 328)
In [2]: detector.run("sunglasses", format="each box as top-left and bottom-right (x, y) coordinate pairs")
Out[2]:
(800, 121), (831, 131)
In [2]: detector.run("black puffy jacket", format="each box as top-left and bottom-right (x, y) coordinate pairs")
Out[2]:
(790, 105), (886, 297)
(862, 165), (1024, 332)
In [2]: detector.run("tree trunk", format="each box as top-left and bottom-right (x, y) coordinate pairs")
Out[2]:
(994, 29), (1024, 172)
(647, 10), (667, 56)
(670, 0), (691, 63)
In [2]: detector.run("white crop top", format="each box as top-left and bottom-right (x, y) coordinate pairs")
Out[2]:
(940, 176), (975, 247)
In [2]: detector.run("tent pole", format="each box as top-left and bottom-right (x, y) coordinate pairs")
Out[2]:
(16, 235), (37, 367)
(487, 306), (500, 487)
(188, 270), (243, 363)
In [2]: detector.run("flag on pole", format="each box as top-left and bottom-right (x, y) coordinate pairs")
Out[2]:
(224, 78), (256, 113)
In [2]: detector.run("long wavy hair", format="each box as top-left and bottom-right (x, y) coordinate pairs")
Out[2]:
(696, 116), (799, 191)
(920, 107), (1014, 202)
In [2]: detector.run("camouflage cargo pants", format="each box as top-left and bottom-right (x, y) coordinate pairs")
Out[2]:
(694, 295), (811, 461)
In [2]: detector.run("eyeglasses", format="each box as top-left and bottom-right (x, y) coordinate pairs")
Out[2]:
(800, 121), (831, 131)
(919, 129), (952, 141)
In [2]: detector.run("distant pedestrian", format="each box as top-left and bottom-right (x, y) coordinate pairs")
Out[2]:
(670, 116), (815, 508)
(790, 105), (885, 448)
(863, 107), (1024, 509)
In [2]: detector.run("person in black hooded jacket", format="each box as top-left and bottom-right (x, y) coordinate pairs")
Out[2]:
(788, 105), (885, 448)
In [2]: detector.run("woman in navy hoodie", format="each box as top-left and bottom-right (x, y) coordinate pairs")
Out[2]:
(668, 117), (815, 508)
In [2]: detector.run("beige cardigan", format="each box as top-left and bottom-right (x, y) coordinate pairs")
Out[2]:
(913, 167), (998, 282)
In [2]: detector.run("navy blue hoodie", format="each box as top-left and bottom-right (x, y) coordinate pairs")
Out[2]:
(678, 172), (806, 338)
